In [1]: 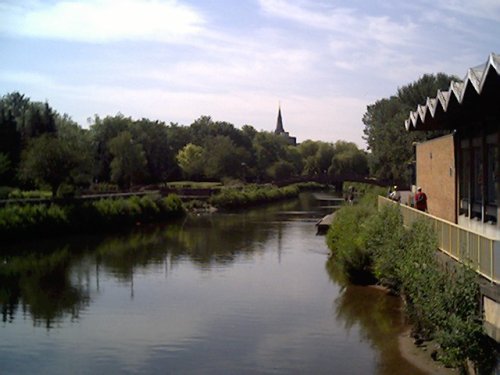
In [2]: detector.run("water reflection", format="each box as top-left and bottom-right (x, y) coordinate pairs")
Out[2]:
(0, 192), (436, 375)
(0, 198), (308, 328)
(329, 258), (430, 375)
(0, 248), (89, 328)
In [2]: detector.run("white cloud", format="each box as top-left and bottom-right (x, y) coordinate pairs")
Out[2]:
(0, 0), (205, 43)
(257, 0), (416, 46)
(433, 0), (500, 21)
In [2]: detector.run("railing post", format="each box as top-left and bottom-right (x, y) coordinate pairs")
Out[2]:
(490, 240), (494, 282)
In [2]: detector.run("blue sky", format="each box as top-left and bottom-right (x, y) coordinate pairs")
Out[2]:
(1, 0), (499, 146)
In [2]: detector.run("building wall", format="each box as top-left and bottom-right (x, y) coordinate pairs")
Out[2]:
(416, 134), (456, 223)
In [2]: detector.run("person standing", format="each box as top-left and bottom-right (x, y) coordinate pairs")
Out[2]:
(389, 185), (401, 203)
(415, 187), (427, 212)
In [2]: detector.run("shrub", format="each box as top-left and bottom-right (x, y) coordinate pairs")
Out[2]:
(209, 184), (301, 209)
(326, 203), (377, 284)
(0, 194), (185, 240)
(325, 192), (494, 371)
(160, 194), (184, 215)
(0, 186), (15, 199)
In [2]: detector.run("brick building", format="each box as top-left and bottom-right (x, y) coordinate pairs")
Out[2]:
(406, 53), (500, 239)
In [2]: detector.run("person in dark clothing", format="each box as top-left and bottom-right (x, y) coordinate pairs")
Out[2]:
(415, 187), (427, 212)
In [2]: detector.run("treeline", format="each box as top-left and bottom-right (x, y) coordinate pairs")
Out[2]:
(0, 92), (368, 197)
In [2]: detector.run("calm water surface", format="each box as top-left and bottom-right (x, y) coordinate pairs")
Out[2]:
(0, 193), (429, 374)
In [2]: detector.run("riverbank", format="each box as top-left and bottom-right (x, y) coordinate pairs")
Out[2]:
(365, 284), (457, 375)
(208, 182), (326, 209)
(0, 194), (184, 241)
(399, 329), (457, 375)
(325, 185), (495, 372)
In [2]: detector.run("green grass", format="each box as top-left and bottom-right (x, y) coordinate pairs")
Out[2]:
(166, 181), (223, 189)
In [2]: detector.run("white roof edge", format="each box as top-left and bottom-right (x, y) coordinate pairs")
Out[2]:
(406, 53), (500, 131)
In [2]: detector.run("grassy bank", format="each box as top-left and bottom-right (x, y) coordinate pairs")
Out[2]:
(0, 194), (184, 241)
(209, 182), (325, 209)
(326, 187), (496, 373)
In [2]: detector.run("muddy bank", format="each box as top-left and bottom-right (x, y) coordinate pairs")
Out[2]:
(398, 329), (457, 375)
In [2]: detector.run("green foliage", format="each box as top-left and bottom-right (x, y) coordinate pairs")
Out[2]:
(0, 152), (11, 178)
(108, 131), (147, 188)
(202, 136), (250, 180)
(329, 141), (368, 178)
(363, 73), (456, 185)
(176, 143), (205, 178)
(326, 203), (377, 284)
(8, 189), (52, 199)
(267, 160), (295, 181)
(326, 193), (494, 371)
(252, 132), (289, 180)
(0, 194), (184, 239)
(0, 186), (15, 199)
(19, 134), (82, 196)
(209, 184), (299, 209)
(88, 182), (119, 194)
(363, 205), (405, 287)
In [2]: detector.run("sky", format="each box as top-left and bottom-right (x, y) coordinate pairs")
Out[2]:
(1, 0), (499, 147)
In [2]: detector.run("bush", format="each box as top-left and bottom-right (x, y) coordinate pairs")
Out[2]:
(0, 186), (15, 199)
(0, 194), (185, 239)
(209, 184), (301, 209)
(325, 192), (495, 372)
(8, 189), (52, 199)
(326, 203), (377, 284)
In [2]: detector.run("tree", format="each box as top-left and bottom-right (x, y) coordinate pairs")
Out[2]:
(108, 131), (147, 188)
(267, 160), (295, 181)
(0, 105), (20, 183)
(252, 132), (288, 181)
(19, 134), (80, 196)
(298, 140), (334, 177)
(329, 141), (368, 178)
(130, 119), (171, 182)
(89, 114), (132, 182)
(0, 153), (10, 180)
(363, 73), (456, 185)
(56, 114), (92, 187)
(176, 143), (205, 179)
(203, 136), (250, 180)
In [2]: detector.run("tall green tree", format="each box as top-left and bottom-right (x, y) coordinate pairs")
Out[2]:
(130, 119), (172, 182)
(176, 143), (205, 179)
(329, 141), (368, 178)
(19, 134), (81, 196)
(203, 136), (250, 180)
(363, 73), (456, 185)
(108, 131), (147, 188)
(90, 114), (132, 182)
(0, 105), (20, 183)
(252, 132), (288, 181)
(56, 114), (92, 186)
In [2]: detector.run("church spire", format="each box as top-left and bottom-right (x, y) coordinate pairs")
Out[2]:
(275, 105), (285, 134)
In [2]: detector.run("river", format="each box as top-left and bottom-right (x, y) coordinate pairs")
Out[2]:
(0, 193), (432, 374)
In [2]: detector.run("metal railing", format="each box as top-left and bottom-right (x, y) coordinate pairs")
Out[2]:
(378, 196), (500, 284)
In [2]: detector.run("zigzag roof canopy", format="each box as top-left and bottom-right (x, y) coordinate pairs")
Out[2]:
(405, 53), (500, 131)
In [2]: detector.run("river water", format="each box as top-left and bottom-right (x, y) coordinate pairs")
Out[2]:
(0, 193), (430, 374)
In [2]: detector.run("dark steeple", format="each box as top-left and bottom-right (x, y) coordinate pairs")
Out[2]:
(275, 106), (285, 134)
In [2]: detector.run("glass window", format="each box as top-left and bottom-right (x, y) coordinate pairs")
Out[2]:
(460, 148), (470, 200)
(487, 144), (498, 205)
(472, 147), (483, 203)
